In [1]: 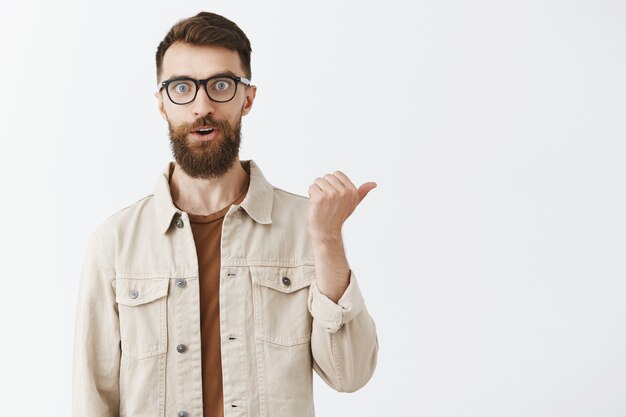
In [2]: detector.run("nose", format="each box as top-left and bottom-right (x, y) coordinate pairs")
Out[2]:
(190, 84), (215, 116)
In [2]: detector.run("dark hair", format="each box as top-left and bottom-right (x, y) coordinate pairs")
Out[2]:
(156, 12), (252, 81)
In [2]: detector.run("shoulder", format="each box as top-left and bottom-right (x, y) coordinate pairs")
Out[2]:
(98, 194), (155, 228)
(273, 186), (308, 201)
(272, 186), (309, 211)
(90, 194), (157, 251)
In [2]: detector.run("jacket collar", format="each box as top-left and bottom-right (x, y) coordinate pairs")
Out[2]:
(154, 159), (274, 234)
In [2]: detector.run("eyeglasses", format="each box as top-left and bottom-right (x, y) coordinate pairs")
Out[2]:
(159, 74), (251, 105)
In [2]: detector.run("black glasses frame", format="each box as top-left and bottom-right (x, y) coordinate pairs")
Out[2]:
(159, 74), (252, 105)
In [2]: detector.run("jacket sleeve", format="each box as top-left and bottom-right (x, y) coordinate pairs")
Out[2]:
(308, 269), (378, 392)
(72, 230), (121, 417)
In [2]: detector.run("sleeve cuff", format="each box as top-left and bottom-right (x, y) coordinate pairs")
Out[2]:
(308, 269), (365, 334)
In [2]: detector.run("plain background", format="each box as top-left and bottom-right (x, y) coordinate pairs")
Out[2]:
(1, 0), (625, 416)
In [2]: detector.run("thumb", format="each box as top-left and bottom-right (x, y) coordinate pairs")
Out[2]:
(357, 182), (377, 204)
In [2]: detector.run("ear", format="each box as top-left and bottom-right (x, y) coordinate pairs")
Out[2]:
(155, 91), (168, 121)
(241, 85), (257, 116)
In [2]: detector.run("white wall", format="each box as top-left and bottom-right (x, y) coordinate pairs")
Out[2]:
(1, 0), (625, 415)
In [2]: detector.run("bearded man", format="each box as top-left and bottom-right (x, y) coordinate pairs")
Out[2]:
(73, 11), (378, 417)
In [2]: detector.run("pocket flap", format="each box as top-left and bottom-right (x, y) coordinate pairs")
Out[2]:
(115, 278), (170, 306)
(250, 265), (316, 293)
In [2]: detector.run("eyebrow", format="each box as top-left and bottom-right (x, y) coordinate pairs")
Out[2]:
(163, 70), (240, 82)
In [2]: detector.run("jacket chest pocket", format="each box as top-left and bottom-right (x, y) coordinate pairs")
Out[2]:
(250, 265), (315, 347)
(115, 278), (169, 360)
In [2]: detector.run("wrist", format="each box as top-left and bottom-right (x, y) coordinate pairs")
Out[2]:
(308, 230), (343, 245)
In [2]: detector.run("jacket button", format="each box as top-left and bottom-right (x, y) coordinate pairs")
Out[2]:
(281, 276), (291, 286)
(178, 412), (188, 417)
(175, 278), (187, 288)
(129, 290), (139, 299)
(175, 218), (184, 228)
(176, 344), (187, 353)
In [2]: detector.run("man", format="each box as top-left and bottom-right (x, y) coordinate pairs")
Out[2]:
(72, 11), (378, 417)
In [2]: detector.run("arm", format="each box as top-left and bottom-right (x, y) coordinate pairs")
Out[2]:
(306, 171), (379, 392)
(72, 231), (121, 417)
(308, 236), (378, 392)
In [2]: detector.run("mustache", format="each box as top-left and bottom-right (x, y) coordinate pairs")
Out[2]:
(178, 115), (232, 134)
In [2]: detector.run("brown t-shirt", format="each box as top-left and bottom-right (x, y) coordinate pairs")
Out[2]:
(184, 179), (249, 417)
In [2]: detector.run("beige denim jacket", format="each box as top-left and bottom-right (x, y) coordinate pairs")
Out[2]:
(72, 160), (378, 417)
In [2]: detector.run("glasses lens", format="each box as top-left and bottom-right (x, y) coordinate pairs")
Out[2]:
(207, 77), (236, 102)
(167, 79), (196, 104)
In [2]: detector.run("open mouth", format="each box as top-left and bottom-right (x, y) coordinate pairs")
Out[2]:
(195, 127), (215, 136)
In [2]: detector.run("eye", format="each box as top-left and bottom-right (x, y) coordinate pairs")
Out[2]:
(212, 79), (233, 91)
(170, 81), (194, 95)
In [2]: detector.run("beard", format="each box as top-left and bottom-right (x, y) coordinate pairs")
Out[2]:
(168, 113), (242, 179)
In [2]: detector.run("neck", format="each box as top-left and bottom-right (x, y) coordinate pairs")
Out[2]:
(169, 157), (249, 215)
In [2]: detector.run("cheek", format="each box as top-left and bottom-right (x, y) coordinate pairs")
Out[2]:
(163, 105), (191, 124)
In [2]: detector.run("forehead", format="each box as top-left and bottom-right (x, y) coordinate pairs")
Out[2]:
(161, 42), (245, 80)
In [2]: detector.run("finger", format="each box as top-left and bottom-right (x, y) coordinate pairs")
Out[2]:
(357, 182), (377, 204)
(313, 177), (334, 192)
(323, 173), (346, 191)
(332, 170), (356, 190)
(308, 183), (323, 197)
